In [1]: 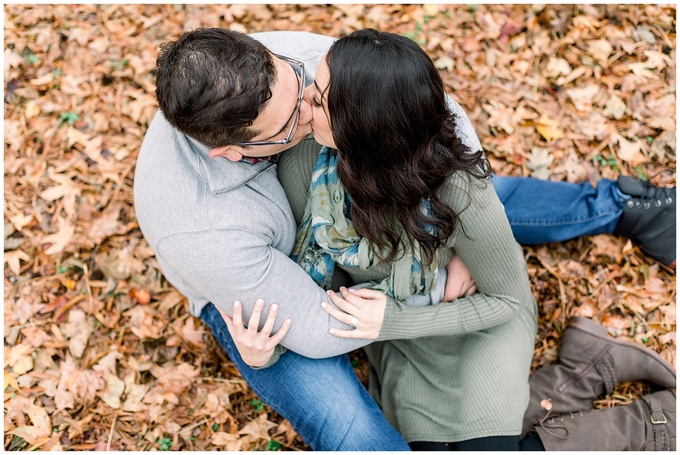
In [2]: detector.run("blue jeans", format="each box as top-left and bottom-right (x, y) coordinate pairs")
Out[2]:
(492, 176), (628, 244)
(200, 303), (410, 451)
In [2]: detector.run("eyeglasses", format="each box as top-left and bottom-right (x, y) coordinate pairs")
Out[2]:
(235, 54), (305, 147)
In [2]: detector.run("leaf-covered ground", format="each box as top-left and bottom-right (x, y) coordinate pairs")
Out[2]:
(4, 4), (676, 451)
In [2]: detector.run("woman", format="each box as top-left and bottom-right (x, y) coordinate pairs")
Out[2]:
(229, 29), (538, 450)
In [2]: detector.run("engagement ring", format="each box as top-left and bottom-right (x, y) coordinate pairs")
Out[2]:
(349, 316), (359, 327)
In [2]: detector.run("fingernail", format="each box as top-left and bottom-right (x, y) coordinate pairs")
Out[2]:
(326, 290), (331, 295)
(348, 288), (357, 293)
(256, 299), (264, 306)
(329, 329), (335, 335)
(321, 302), (327, 309)
(340, 286), (346, 291)
(234, 301), (241, 308)
(271, 304), (278, 311)
(285, 319), (292, 326)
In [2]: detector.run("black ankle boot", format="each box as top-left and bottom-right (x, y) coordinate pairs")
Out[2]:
(614, 176), (676, 267)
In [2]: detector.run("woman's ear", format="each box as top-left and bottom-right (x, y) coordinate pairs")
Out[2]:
(209, 146), (243, 162)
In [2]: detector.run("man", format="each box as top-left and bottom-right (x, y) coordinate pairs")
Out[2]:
(134, 29), (676, 450)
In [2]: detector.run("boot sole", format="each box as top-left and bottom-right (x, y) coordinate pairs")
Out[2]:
(567, 316), (676, 379)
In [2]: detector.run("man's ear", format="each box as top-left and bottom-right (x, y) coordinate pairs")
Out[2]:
(209, 146), (243, 162)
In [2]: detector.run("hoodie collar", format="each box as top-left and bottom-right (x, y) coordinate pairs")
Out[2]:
(186, 135), (277, 195)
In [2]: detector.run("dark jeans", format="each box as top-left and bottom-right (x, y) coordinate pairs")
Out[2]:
(200, 302), (410, 451)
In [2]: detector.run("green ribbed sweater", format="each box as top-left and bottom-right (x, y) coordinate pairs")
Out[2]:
(278, 137), (538, 443)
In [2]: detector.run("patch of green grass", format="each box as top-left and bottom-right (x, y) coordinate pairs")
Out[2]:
(59, 111), (80, 126)
(266, 440), (282, 451)
(157, 436), (172, 451)
(250, 398), (264, 412)
(593, 154), (619, 172)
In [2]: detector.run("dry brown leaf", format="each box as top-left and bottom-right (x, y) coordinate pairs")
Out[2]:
(613, 134), (647, 166)
(7, 426), (49, 445)
(434, 55), (455, 71)
(98, 374), (126, 409)
(121, 372), (149, 412)
(61, 309), (93, 358)
(643, 50), (670, 69)
(212, 431), (243, 450)
(150, 362), (200, 389)
(556, 66), (589, 86)
(40, 216), (76, 255)
(586, 39), (613, 65)
(602, 94), (627, 120)
(201, 391), (233, 424)
(87, 205), (125, 244)
(178, 316), (207, 349)
(485, 101), (516, 134)
(3, 4), (675, 451)
(628, 62), (656, 79)
(92, 349), (122, 376)
(8, 343), (34, 375)
(545, 57), (571, 78)
(126, 306), (166, 339)
(26, 405), (52, 437)
(239, 413), (278, 441)
(5, 249), (30, 275)
(566, 85), (600, 112)
(526, 147), (554, 180)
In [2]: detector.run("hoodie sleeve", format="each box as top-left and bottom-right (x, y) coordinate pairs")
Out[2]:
(157, 228), (374, 360)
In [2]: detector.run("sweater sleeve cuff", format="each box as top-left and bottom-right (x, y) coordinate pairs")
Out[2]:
(250, 344), (287, 370)
(377, 296), (399, 341)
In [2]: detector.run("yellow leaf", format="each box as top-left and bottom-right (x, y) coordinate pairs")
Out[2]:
(423, 4), (440, 16)
(535, 114), (564, 142)
(25, 100), (41, 119)
(5, 370), (20, 391)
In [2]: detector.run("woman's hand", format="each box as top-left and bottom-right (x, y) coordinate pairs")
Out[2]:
(322, 287), (386, 339)
(443, 255), (477, 301)
(218, 299), (291, 368)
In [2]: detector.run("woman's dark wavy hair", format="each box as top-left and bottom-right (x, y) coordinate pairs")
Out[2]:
(325, 29), (490, 264)
(155, 28), (276, 147)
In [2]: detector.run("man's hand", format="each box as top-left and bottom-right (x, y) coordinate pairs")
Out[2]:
(322, 287), (386, 340)
(218, 299), (291, 368)
(443, 255), (477, 301)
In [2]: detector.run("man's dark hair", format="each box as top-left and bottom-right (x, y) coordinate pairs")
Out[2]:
(155, 28), (276, 147)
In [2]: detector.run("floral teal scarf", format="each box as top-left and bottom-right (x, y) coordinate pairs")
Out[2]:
(291, 146), (438, 300)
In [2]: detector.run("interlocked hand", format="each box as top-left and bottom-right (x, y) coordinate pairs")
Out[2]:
(218, 299), (291, 367)
(321, 287), (386, 340)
